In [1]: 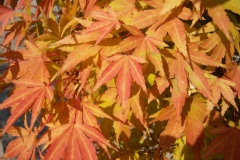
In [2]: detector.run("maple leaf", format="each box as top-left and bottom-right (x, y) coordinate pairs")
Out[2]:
(202, 127), (240, 160)
(83, 7), (121, 45)
(109, 0), (136, 23)
(110, 24), (167, 59)
(8, 40), (50, 84)
(43, 123), (115, 160)
(146, 14), (171, 37)
(82, 105), (100, 130)
(94, 54), (147, 105)
(3, 126), (38, 159)
(0, 5), (13, 35)
(0, 40), (52, 133)
(98, 88), (117, 108)
(52, 44), (101, 80)
(81, 99), (114, 130)
(0, 79), (53, 133)
(43, 124), (74, 160)
(1, 0), (240, 159)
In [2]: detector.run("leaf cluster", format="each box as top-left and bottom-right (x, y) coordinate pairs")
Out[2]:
(0, 0), (240, 159)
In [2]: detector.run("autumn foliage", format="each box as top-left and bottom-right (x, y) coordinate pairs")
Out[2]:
(0, 0), (240, 159)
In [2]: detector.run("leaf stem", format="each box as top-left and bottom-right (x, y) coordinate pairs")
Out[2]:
(74, 98), (80, 123)
(0, 44), (12, 51)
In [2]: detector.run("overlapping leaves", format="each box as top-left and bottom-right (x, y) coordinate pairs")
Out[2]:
(0, 0), (240, 159)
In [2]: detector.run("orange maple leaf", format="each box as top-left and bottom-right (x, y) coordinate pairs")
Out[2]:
(3, 126), (38, 159)
(0, 79), (53, 133)
(52, 44), (102, 81)
(94, 54), (147, 105)
(80, 99), (114, 130)
(42, 123), (115, 160)
(9, 40), (50, 84)
(83, 7), (121, 45)
(109, 25), (167, 73)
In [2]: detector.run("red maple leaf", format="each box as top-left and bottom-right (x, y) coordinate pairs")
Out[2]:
(202, 127), (240, 160)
